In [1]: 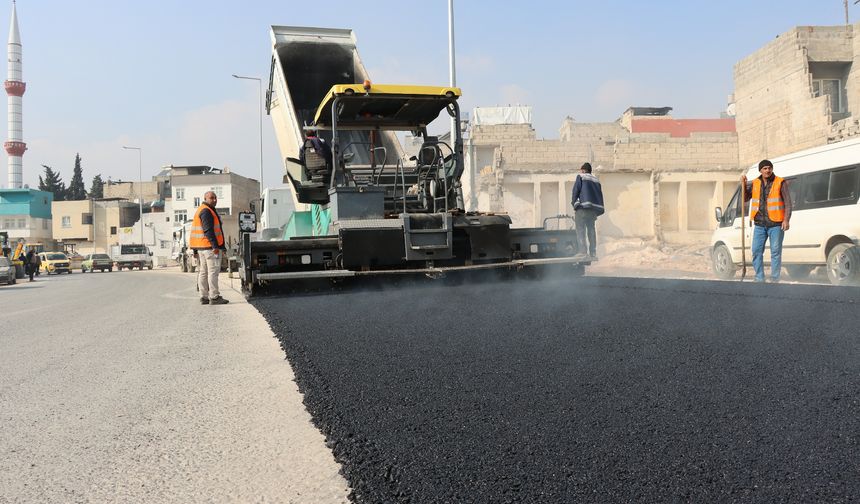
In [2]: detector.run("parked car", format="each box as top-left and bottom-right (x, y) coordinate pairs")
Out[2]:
(0, 256), (16, 285)
(82, 253), (113, 272)
(66, 253), (84, 271)
(39, 252), (72, 275)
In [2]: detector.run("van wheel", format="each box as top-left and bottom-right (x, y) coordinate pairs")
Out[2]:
(786, 265), (815, 280)
(711, 244), (737, 279)
(826, 243), (860, 286)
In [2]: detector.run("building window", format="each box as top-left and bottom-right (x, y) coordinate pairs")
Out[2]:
(174, 210), (187, 223)
(273, 198), (278, 205)
(194, 197), (201, 207)
(17, 218), (25, 228)
(813, 78), (844, 113)
(160, 239), (170, 249)
(61, 216), (71, 228)
(43, 220), (48, 230)
(110, 226), (117, 235)
(210, 186), (223, 198)
(82, 213), (93, 225)
(175, 187), (185, 201)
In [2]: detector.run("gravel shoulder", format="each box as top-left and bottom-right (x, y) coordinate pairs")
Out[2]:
(0, 268), (348, 503)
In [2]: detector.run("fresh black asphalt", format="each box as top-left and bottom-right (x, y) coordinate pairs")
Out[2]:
(252, 275), (860, 503)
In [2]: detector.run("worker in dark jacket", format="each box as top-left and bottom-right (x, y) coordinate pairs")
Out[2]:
(190, 191), (228, 305)
(571, 162), (605, 260)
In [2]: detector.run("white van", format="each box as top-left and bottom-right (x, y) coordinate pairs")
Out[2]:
(711, 137), (860, 285)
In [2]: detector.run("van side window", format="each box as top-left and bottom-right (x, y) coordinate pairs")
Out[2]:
(785, 177), (800, 207)
(796, 165), (860, 210)
(830, 167), (858, 200)
(803, 172), (829, 203)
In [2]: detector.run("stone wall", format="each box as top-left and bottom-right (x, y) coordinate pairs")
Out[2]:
(464, 119), (739, 245)
(733, 25), (855, 168)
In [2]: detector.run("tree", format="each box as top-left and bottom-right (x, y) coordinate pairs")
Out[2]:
(67, 153), (87, 200)
(89, 174), (104, 199)
(38, 165), (66, 201)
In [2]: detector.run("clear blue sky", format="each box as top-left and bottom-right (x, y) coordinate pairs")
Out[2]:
(3, 1), (855, 190)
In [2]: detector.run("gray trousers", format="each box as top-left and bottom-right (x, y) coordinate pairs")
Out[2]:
(197, 249), (221, 299)
(574, 209), (598, 256)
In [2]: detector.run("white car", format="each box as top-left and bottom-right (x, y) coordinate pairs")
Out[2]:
(711, 138), (860, 285)
(0, 256), (16, 285)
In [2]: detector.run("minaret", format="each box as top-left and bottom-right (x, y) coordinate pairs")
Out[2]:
(4, 0), (25, 189)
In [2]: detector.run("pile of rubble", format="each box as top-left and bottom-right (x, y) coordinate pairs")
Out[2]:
(590, 238), (713, 277)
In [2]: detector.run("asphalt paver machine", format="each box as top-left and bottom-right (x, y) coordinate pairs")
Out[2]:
(237, 26), (588, 296)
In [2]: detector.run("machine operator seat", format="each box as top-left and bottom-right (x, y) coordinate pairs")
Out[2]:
(301, 136), (332, 186)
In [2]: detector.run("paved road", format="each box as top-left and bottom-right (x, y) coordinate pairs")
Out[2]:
(253, 275), (860, 503)
(0, 269), (349, 503)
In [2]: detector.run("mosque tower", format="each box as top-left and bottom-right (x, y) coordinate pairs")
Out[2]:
(5, 0), (25, 189)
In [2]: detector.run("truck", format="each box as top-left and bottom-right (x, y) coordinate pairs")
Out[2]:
(237, 26), (589, 296)
(172, 221), (234, 273)
(111, 244), (153, 271)
(172, 222), (198, 273)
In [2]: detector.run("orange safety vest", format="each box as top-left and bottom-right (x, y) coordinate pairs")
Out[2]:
(189, 204), (224, 249)
(750, 176), (785, 223)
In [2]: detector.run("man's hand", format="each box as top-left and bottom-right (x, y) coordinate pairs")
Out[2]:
(212, 248), (220, 257)
(781, 221), (790, 231)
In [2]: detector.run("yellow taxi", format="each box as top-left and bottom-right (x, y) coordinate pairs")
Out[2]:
(39, 251), (72, 275)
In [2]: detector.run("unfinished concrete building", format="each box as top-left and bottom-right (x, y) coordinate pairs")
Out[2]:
(734, 24), (860, 167)
(462, 107), (738, 245)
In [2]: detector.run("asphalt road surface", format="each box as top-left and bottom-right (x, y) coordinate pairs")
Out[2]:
(253, 274), (860, 503)
(0, 269), (349, 503)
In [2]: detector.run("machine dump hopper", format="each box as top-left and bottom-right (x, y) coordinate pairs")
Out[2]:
(267, 26), (403, 209)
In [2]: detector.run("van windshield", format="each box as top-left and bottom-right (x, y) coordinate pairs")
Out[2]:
(47, 253), (67, 260)
(121, 245), (146, 254)
(93, 254), (111, 260)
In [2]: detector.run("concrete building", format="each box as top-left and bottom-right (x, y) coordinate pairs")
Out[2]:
(51, 198), (139, 255)
(117, 209), (174, 266)
(0, 188), (52, 247)
(733, 24), (860, 167)
(103, 180), (166, 205)
(463, 106), (739, 245)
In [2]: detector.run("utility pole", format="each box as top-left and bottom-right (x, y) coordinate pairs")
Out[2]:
(448, 0), (457, 142)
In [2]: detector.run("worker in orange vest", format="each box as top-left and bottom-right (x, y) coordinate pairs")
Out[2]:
(742, 159), (792, 283)
(190, 191), (228, 305)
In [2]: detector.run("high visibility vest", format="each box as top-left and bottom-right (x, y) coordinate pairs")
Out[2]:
(750, 176), (786, 223)
(189, 204), (224, 249)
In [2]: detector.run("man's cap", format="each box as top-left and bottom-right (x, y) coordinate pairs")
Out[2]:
(758, 159), (773, 171)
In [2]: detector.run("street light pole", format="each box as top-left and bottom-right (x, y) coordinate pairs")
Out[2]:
(232, 74), (264, 199)
(122, 146), (144, 248)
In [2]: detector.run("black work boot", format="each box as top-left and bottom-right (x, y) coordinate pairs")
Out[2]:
(200, 297), (210, 305)
(209, 296), (229, 305)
